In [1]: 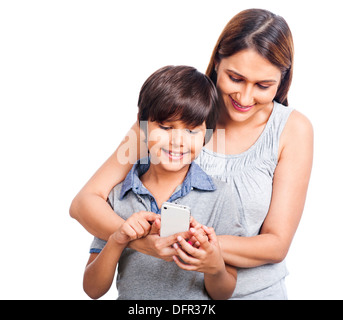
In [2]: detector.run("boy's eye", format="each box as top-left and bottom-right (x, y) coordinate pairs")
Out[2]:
(185, 129), (199, 135)
(159, 125), (172, 130)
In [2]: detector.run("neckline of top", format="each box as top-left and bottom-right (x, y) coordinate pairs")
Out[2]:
(202, 101), (278, 159)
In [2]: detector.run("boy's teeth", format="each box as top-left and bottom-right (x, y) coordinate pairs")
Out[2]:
(170, 152), (182, 156)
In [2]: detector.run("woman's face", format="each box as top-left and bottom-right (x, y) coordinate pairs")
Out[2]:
(215, 49), (282, 123)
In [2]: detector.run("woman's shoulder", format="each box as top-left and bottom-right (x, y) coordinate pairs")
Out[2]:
(279, 108), (314, 157)
(285, 109), (313, 138)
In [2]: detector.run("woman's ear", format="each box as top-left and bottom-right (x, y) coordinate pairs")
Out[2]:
(214, 61), (219, 73)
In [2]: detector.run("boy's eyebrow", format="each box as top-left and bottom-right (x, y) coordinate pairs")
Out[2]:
(226, 69), (278, 83)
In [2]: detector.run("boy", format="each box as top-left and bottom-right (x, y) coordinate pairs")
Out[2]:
(83, 66), (243, 300)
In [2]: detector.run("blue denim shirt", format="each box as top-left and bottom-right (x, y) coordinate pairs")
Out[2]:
(119, 157), (216, 214)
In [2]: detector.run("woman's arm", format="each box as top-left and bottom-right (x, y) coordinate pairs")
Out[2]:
(219, 111), (314, 268)
(69, 120), (187, 260)
(69, 122), (147, 240)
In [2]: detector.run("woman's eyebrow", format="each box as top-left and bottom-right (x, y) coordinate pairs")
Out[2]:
(227, 69), (277, 83)
(227, 69), (246, 79)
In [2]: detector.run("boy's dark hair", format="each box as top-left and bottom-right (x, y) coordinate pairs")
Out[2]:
(138, 66), (218, 144)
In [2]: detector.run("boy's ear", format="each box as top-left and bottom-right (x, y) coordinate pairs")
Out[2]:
(137, 117), (148, 143)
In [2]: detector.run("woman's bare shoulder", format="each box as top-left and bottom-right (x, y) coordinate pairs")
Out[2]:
(279, 109), (314, 157)
(288, 109), (313, 133)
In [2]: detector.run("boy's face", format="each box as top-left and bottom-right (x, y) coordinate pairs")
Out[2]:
(146, 120), (206, 171)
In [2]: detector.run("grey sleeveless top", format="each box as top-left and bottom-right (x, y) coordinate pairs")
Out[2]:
(195, 101), (294, 299)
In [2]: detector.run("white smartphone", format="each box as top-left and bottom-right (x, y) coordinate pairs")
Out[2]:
(160, 202), (191, 237)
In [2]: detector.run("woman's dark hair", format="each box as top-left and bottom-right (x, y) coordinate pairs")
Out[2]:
(206, 9), (294, 106)
(138, 65), (219, 142)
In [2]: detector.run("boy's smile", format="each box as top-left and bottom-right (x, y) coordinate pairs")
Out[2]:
(161, 148), (190, 161)
(147, 120), (206, 171)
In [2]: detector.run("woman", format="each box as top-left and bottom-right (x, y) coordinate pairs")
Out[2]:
(70, 9), (313, 299)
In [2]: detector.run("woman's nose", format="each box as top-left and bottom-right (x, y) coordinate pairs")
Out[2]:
(236, 85), (254, 106)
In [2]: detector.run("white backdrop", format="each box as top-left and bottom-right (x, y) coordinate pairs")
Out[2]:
(1, 0), (342, 300)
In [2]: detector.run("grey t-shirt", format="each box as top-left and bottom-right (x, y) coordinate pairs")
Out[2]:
(195, 101), (294, 299)
(90, 160), (243, 300)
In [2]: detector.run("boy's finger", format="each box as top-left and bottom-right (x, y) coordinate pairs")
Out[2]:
(140, 211), (159, 222)
(172, 256), (196, 272)
(130, 220), (147, 238)
(121, 224), (139, 240)
(176, 235), (201, 259)
(191, 228), (210, 250)
(193, 241), (201, 248)
(149, 218), (161, 235)
(202, 225), (217, 244)
(173, 242), (198, 264)
(137, 219), (152, 236)
(189, 217), (202, 229)
(161, 230), (190, 246)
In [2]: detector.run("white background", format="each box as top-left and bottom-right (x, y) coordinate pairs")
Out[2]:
(1, 0), (342, 300)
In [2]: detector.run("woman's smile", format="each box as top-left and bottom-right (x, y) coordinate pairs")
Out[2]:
(229, 96), (255, 113)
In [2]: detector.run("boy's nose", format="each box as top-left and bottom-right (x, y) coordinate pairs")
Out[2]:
(170, 129), (184, 146)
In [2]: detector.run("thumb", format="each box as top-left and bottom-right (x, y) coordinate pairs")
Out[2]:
(149, 217), (161, 235)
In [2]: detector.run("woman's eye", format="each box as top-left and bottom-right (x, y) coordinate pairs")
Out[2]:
(257, 84), (270, 90)
(229, 75), (243, 83)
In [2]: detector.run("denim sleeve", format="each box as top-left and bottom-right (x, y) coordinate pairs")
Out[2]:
(89, 237), (107, 254)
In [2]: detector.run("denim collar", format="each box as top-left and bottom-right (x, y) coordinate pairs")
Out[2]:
(119, 157), (216, 201)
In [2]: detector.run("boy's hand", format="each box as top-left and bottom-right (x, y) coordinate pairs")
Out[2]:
(187, 217), (206, 248)
(172, 225), (225, 275)
(111, 211), (158, 245)
(128, 216), (191, 262)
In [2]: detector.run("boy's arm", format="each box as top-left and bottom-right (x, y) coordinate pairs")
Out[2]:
(204, 264), (237, 300)
(83, 211), (157, 299)
(83, 236), (127, 300)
